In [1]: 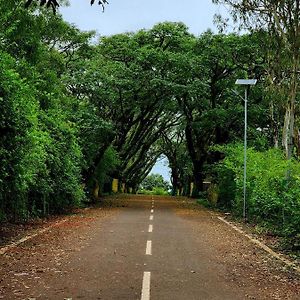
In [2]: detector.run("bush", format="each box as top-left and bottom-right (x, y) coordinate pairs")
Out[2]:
(138, 187), (169, 195)
(152, 187), (169, 195)
(0, 51), (84, 220)
(215, 144), (300, 239)
(139, 174), (171, 191)
(94, 146), (120, 195)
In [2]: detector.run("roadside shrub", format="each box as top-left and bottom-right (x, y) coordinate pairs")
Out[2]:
(152, 187), (169, 195)
(0, 52), (47, 220)
(138, 187), (169, 195)
(94, 146), (120, 195)
(215, 144), (300, 239)
(0, 51), (84, 220)
(215, 167), (236, 209)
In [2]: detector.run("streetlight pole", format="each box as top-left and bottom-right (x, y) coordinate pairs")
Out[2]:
(243, 87), (247, 220)
(235, 79), (257, 221)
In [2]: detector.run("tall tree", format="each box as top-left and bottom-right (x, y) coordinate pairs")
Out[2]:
(213, 0), (300, 159)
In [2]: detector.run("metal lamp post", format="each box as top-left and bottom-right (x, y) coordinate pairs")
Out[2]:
(235, 79), (257, 221)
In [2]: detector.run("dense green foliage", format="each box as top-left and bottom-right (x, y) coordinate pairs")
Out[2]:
(210, 0), (300, 247)
(0, 1), (299, 247)
(139, 174), (170, 195)
(215, 145), (300, 240)
(0, 1), (117, 220)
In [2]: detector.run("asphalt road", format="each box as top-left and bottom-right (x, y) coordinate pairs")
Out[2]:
(0, 195), (299, 299)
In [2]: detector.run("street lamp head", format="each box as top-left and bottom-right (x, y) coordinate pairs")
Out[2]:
(235, 79), (257, 85)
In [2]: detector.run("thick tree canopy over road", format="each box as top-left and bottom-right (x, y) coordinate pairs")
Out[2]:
(1, 0), (299, 245)
(0, 3), (299, 296)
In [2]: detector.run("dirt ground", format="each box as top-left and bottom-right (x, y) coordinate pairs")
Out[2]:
(0, 195), (299, 299)
(174, 200), (299, 299)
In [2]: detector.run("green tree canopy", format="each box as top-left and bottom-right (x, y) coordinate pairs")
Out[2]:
(139, 174), (170, 192)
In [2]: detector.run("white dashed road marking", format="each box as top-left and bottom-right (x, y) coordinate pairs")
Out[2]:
(142, 199), (155, 299)
(146, 240), (152, 255)
(141, 272), (151, 300)
(148, 225), (153, 233)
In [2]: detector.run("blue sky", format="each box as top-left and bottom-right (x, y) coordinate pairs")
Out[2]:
(60, 0), (222, 182)
(149, 156), (171, 183)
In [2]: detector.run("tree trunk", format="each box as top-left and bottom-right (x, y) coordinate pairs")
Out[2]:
(191, 161), (205, 198)
(282, 91), (296, 159)
(270, 100), (279, 148)
(171, 167), (180, 196)
(282, 56), (298, 159)
(92, 179), (100, 201)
